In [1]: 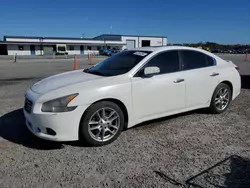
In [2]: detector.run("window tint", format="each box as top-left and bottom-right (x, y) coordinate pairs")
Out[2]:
(206, 55), (214, 66)
(180, 50), (214, 70)
(87, 50), (152, 76)
(145, 50), (180, 74)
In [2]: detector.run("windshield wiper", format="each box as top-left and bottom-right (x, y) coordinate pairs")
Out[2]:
(87, 70), (110, 76)
(83, 68), (89, 73)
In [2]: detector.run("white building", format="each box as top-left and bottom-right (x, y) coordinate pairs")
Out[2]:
(93, 34), (167, 50)
(0, 34), (167, 56)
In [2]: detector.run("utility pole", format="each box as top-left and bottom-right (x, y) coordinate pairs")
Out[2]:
(110, 25), (112, 34)
(103, 37), (106, 49)
(39, 37), (44, 56)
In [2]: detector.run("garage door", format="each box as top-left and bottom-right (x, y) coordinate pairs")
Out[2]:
(126, 40), (135, 49)
(43, 47), (53, 55)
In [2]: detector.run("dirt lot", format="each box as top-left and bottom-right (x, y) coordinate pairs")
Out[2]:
(0, 54), (250, 188)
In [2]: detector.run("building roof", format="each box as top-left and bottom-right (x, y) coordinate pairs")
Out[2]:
(2, 35), (126, 45)
(3, 34), (167, 43)
(1, 34), (166, 47)
(0, 41), (125, 46)
(3, 35), (107, 41)
(94, 34), (167, 38)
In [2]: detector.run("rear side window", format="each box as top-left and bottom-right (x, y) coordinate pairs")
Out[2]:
(180, 50), (215, 70)
(145, 50), (180, 74)
(206, 55), (214, 66)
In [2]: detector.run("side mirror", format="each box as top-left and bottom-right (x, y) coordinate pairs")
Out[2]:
(143, 66), (160, 77)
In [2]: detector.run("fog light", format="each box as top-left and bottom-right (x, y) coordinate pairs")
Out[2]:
(46, 128), (56, 136)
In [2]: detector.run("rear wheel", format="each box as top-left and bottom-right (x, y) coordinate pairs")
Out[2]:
(79, 101), (124, 146)
(209, 83), (232, 114)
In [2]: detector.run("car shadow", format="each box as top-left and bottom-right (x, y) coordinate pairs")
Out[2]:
(0, 107), (207, 149)
(0, 108), (207, 149)
(0, 108), (95, 149)
(0, 108), (64, 150)
(241, 75), (250, 89)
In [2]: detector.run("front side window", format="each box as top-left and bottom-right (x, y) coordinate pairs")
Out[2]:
(180, 50), (215, 70)
(144, 50), (180, 74)
(86, 50), (152, 76)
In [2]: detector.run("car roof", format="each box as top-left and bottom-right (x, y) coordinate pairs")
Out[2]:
(129, 46), (207, 52)
(129, 46), (222, 59)
(127, 46), (227, 65)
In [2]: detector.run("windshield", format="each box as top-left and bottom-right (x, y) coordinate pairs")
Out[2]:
(87, 50), (152, 76)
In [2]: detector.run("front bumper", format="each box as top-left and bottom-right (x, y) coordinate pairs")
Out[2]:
(23, 103), (89, 142)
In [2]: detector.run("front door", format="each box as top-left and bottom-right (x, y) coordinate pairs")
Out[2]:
(30, 45), (35, 55)
(131, 50), (185, 121)
(179, 50), (220, 108)
(80, 45), (84, 54)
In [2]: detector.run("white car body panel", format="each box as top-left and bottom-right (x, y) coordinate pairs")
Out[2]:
(181, 66), (220, 108)
(131, 72), (185, 122)
(31, 69), (103, 94)
(23, 46), (241, 142)
(216, 60), (241, 100)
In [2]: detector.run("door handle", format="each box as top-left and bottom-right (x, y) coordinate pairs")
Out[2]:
(174, 78), (185, 83)
(210, 72), (219, 77)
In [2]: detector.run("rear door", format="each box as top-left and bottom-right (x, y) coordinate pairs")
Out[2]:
(179, 50), (220, 108)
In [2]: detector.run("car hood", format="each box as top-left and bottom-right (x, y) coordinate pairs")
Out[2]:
(31, 70), (102, 94)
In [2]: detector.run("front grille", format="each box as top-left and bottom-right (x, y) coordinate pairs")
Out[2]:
(24, 98), (33, 113)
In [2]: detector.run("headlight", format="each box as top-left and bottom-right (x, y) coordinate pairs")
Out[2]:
(41, 93), (78, 113)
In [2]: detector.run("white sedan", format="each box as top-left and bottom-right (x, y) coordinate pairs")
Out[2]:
(23, 46), (241, 146)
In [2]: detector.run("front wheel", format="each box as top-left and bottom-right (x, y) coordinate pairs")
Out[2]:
(79, 101), (125, 146)
(209, 83), (232, 114)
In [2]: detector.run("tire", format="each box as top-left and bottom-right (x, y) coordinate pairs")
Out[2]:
(209, 83), (232, 114)
(79, 101), (125, 146)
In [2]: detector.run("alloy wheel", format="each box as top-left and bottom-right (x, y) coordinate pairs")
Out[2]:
(88, 107), (120, 142)
(214, 87), (230, 111)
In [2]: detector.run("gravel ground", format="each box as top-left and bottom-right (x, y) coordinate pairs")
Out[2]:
(0, 54), (250, 188)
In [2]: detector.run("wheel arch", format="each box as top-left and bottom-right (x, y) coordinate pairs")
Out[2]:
(219, 80), (233, 97)
(79, 98), (129, 138)
(209, 80), (234, 114)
